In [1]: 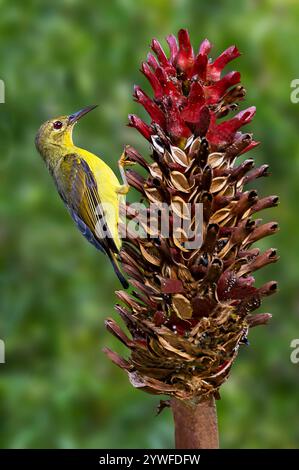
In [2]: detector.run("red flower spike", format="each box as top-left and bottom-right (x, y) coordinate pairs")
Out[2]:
(188, 80), (205, 102)
(166, 34), (179, 63)
(141, 62), (163, 100)
(163, 97), (192, 141)
(236, 106), (257, 125)
(180, 82), (205, 124)
(204, 71), (241, 104)
(207, 45), (241, 81)
(155, 67), (183, 102)
(183, 101), (209, 132)
(106, 30), (278, 404)
(176, 29), (194, 75)
(192, 53), (208, 80)
(147, 53), (159, 71)
(198, 38), (212, 56)
(128, 114), (152, 140)
(207, 106), (256, 146)
(193, 106), (210, 136)
(151, 39), (176, 76)
(134, 86), (166, 128)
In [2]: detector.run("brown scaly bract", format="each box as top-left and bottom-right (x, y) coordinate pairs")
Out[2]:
(103, 29), (279, 402)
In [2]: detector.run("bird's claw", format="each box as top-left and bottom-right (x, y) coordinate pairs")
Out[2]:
(119, 152), (136, 168)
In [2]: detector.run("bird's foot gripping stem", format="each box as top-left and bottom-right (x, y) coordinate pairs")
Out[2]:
(117, 151), (135, 194)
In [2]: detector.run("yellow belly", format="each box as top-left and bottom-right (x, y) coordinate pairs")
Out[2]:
(76, 147), (122, 250)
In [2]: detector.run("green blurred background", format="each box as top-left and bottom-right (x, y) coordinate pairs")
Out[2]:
(0, 0), (298, 449)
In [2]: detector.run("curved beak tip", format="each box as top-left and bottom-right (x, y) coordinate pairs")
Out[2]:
(68, 105), (98, 125)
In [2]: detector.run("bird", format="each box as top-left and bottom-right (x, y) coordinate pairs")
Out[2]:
(35, 105), (130, 288)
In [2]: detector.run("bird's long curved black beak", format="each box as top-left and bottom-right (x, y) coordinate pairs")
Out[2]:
(68, 105), (98, 125)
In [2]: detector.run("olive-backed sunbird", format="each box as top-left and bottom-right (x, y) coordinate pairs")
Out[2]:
(35, 105), (129, 288)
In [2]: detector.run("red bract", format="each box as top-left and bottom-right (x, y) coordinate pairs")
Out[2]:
(207, 106), (256, 147)
(207, 45), (241, 81)
(176, 29), (194, 75)
(129, 29), (250, 150)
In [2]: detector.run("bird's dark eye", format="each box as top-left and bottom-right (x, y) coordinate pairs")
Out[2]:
(53, 120), (63, 130)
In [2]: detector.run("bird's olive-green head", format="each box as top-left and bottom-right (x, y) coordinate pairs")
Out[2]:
(35, 105), (97, 169)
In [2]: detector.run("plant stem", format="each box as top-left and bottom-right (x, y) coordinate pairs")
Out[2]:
(171, 396), (219, 449)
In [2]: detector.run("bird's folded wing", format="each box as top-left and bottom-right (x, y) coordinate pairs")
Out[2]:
(54, 153), (119, 254)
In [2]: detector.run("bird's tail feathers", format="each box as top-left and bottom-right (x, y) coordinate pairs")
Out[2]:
(106, 250), (129, 289)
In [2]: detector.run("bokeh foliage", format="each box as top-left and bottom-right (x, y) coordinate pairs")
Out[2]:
(0, 0), (298, 448)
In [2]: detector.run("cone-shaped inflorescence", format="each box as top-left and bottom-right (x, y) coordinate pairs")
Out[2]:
(103, 30), (279, 402)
